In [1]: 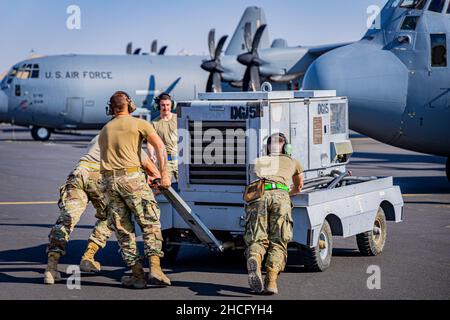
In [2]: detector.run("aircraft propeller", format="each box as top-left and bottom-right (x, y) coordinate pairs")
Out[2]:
(151, 40), (168, 55)
(126, 42), (133, 55)
(126, 41), (168, 56)
(201, 29), (228, 92)
(237, 23), (267, 91)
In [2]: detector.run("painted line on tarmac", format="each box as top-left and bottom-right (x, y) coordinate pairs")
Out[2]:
(350, 137), (372, 141)
(0, 201), (57, 205)
(403, 194), (438, 197)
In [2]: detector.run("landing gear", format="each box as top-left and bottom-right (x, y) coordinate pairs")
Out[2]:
(31, 126), (51, 141)
(446, 158), (450, 182)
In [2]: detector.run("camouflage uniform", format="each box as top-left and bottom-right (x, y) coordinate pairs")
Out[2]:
(102, 170), (164, 267)
(47, 161), (113, 255)
(167, 159), (178, 182)
(244, 189), (293, 271)
(152, 114), (178, 182)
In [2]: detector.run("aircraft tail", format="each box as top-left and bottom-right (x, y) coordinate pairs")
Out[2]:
(225, 6), (270, 55)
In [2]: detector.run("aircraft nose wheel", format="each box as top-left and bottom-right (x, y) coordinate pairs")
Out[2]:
(31, 126), (51, 141)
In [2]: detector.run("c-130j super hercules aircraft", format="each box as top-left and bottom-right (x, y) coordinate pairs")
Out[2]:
(1, 2), (449, 181)
(0, 6), (348, 141)
(303, 0), (450, 181)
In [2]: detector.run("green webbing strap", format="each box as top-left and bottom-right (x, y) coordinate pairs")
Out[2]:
(264, 182), (289, 192)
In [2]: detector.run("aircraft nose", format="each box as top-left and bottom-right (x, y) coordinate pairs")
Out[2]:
(0, 90), (8, 122)
(303, 43), (409, 143)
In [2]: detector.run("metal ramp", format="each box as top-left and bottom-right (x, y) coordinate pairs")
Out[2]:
(160, 187), (224, 252)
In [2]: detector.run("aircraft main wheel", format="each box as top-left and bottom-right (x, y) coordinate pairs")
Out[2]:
(300, 220), (333, 272)
(356, 207), (387, 256)
(31, 126), (51, 141)
(446, 158), (450, 182)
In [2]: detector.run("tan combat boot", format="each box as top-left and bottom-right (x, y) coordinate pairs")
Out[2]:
(44, 252), (62, 285)
(264, 267), (279, 295)
(80, 241), (101, 272)
(247, 255), (263, 293)
(121, 261), (147, 289)
(148, 256), (171, 286)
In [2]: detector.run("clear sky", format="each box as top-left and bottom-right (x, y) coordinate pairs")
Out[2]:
(0, 0), (388, 73)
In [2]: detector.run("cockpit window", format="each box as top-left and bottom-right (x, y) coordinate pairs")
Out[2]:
(10, 64), (39, 80)
(428, 0), (446, 12)
(400, 0), (427, 9)
(401, 16), (420, 30)
(431, 34), (447, 67)
(6, 67), (18, 84)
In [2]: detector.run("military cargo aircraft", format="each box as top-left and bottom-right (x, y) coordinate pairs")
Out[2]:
(0, 6), (347, 141)
(303, 0), (450, 180)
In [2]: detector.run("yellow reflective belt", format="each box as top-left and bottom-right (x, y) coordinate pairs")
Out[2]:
(79, 160), (100, 170)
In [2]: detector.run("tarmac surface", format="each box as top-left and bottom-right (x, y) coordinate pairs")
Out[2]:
(0, 124), (449, 300)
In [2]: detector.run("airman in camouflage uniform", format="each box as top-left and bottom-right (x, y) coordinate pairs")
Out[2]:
(149, 92), (178, 182)
(44, 135), (113, 285)
(99, 91), (172, 289)
(244, 133), (303, 295)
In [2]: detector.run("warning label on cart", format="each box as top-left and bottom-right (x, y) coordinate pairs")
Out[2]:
(313, 117), (323, 145)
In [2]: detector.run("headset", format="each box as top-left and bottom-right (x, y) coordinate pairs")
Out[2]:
(153, 92), (176, 112)
(266, 132), (293, 156)
(106, 91), (136, 116)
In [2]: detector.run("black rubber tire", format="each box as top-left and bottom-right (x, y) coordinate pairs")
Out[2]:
(31, 126), (51, 141)
(162, 231), (180, 264)
(301, 220), (333, 272)
(446, 158), (450, 182)
(356, 207), (387, 256)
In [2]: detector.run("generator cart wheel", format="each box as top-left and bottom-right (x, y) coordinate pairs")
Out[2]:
(356, 207), (387, 256)
(162, 231), (181, 264)
(301, 220), (333, 272)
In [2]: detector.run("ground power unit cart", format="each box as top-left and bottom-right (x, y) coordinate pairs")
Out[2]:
(156, 87), (404, 271)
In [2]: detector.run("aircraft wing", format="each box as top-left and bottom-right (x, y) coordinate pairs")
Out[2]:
(307, 42), (354, 57)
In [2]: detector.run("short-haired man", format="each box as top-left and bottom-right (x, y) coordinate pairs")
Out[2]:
(99, 91), (171, 289)
(43, 134), (162, 285)
(244, 133), (303, 295)
(148, 93), (178, 182)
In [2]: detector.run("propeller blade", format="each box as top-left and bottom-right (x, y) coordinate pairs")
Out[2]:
(208, 29), (216, 59)
(251, 24), (267, 54)
(244, 22), (252, 52)
(250, 66), (261, 91)
(214, 35), (228, 60)
(151, 40), (158, 54)
(206, 73), (214, 92)
(158, 46), (168, 55)
(133, 48), (142, 55)
(212, 72), (222, 92)
(242, 67), (251, 92)
(126, 42), (133, 55)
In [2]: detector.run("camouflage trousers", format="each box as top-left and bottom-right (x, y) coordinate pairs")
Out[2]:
(47, 162), (113, 255)
(244, 189), (293, 272)
(102, 170), (164, 267)
(167, 160), (178, 182)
